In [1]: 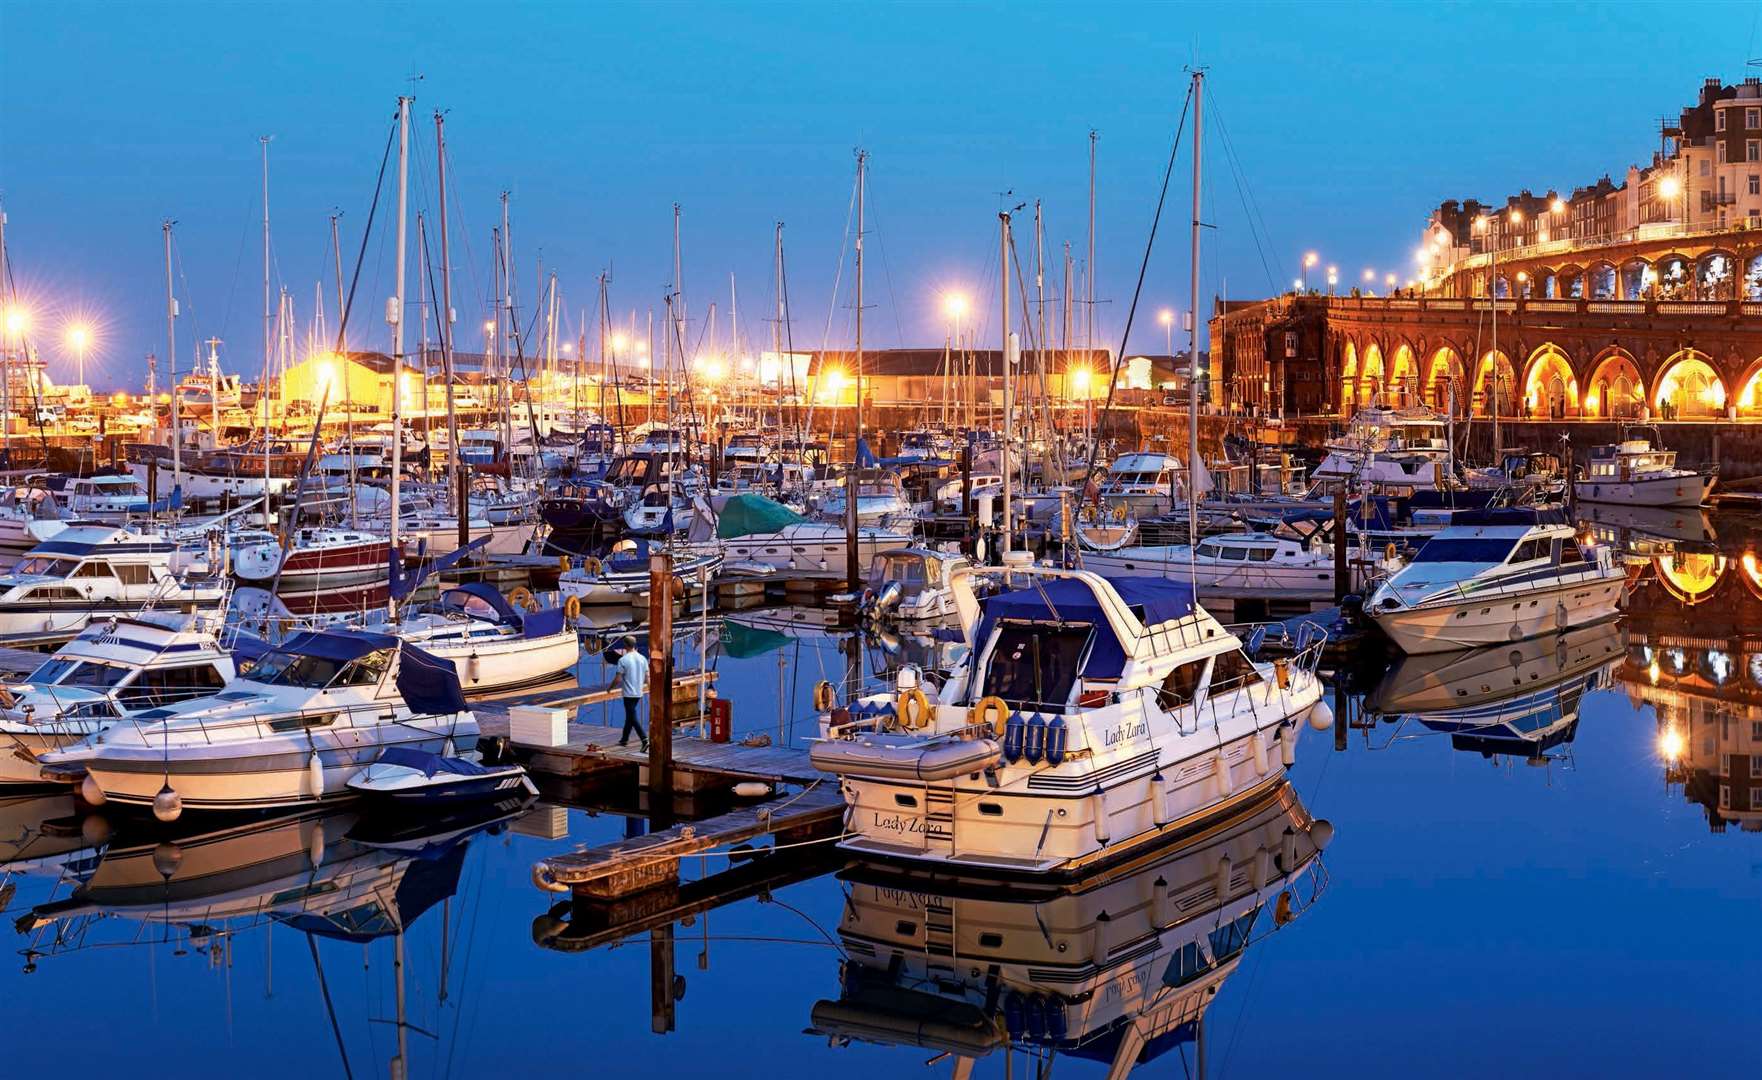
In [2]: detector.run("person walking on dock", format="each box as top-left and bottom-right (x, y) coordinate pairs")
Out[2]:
(606, 634), (649, 752)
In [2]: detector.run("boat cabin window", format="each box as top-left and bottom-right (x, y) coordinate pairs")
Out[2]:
(1410, 537), (1517, 564)
(115, 664), (228, 709)
(875, 555), (926, 584)
(26, 586), (82, 601)
(28, 658), (130, 689)
(1196, 543), (1222, 560)
(1219, 545), (1249, 562)
(1158, 658), (1207, 709)
(15, 556), (77, 577)
(1248, 546), (1276, 562)
(72, 561), (116, 579)
(113, 564), (155, 585)
(1556, 539), (1586, 565)
(1209, 650), (1264, 693)
(980, 621), (1090, 711)
(245, 648), (391, 690)
(1507, 538), (1551, 564)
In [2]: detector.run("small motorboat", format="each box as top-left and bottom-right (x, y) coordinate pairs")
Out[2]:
(347, 746), (537, 804)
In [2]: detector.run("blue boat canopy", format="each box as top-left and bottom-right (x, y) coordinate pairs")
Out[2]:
(281, 629), (402, 662)
(975, 576), (1195, 680)
(439, 582), (521, 624)
(395, 642), (469, 715)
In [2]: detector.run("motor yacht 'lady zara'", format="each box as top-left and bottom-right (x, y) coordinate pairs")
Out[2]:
(41, 629), (478, 818)
(809, 558), (1332, 876)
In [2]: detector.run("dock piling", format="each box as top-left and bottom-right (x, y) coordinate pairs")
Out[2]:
(649, 551), (675, 804)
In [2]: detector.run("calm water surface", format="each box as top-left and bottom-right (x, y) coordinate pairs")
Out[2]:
(2, 513), (1758, 1078)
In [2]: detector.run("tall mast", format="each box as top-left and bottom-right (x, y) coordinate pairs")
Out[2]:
(260, 135), (273, 488)
(163, 220), (180, 489)
(389, 93), (411, 617)
(330, 211), (354, 517)
(500, 193), (514, 459)
(1187, 71), (1204, 553)
(1087, 129), (1097, 379)
(773, 223), (786, 437)
(845, 150), (867, 590)
(434, 110), (462, 520)
(1000, 208), (1014, 558)
(418, 212), (431, 480)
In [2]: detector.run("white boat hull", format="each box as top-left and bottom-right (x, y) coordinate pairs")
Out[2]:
(1371, 578), (1623, 655)
(1081, 548), (1342, 601)
(1573, 472), (1712, 508)
(417, 630), (580, 693)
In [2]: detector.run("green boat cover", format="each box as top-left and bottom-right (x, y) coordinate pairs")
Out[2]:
(715, 493), (807, 539)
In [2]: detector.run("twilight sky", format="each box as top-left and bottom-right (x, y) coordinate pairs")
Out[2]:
(1, 0), (1757, 391)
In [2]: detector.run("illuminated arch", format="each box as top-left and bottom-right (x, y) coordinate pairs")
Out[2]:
(1388, 343), (1418, 406)
(1555, 263), (1584, 299)
(1735, 358), (1762, 417)
(1585, 349), (1644, 420)
(1522, 344), (1578, 419)
(1359, 342), (1385, 405)
(1695, 250), (1738, 300)
(1655, 551), (1726, 606)
(1340, 341), (1359, 412)
(1587, 261), (1617, 300)
(1740, 550), (1762, 601)
(1472, 350), (1516, 417)
(1423, 347), (1467, 414)
(1652, 349), (1726, 419)
(1619, 258), (1654, 300)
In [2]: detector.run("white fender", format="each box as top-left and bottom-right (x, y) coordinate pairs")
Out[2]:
(1280, 826), (1297, 871)
(467, 655), (481, 683)
(1092, 791), (1112, 845)
(1089, 923), (1109, 967)
(1214, 854), (1233, 900)
(1252, 847), (1272, 890)
(151, 783), (182, 823)
(1151, 874), (1172, 924)
(1279, 727), (1298, 767)
(1212, 752), (1233, 798)
(80, 773), (107, 806)
(1308, 699), (1334, 732)
(1251, 732), (1269, 775)
(1150, 773), (1170, 826)
(307, 752), (325, 799)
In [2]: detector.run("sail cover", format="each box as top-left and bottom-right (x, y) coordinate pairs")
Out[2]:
(716, 493), (807, 539)
(396, 642), (469, 715)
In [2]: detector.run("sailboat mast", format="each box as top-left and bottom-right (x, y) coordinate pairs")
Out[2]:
(1000, 209), (1013, 558)
(163, 220), (179, 489)
(1187, 70), (1204, 553)
(260, 135), (273, 497)
(773, 223), (785, 436)
(1087, 129), (1097, 376)
(845, 150), (866, 591)
(500, 193), (514, 460)
(389, 93), (411, 618)
(434, 110), (462, 521)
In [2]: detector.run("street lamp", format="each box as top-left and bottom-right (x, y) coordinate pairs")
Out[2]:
(66, 323), (92, 389)
(1302, 251), (1318, 290)
(1158, 308), (1174, 354)
(1326, 266), (1338, 295)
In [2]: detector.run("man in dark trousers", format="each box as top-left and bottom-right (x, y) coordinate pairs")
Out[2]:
(605, 634), (649, 752)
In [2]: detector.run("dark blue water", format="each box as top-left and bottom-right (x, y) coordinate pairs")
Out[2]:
(2, 524), (1758, 1078)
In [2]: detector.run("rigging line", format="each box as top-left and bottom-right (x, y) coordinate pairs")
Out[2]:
(860, 179), (909, 345)
(803, 168), (860, 440)
(334, 120), (400, 355)
(1077, 82), (1195, 499)
(1207, 90), (1281, 295)
(306, 933), (357, 1080)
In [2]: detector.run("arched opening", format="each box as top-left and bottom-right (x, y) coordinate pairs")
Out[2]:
(1656, 551), (1726, 606)
(1514, 271), (1535, 299)
(1585, 350), (1644, 420)
(1492, 273), (1511, 299)
(1424, 347), (1468, 415)
(1541, 271), (1558, 299)
(1472, 351), (1517, 418)
(1655, 255), (1690, 300)
(1696, 251), (1737, 300)
(1745, 254), (1762, 300)
(1587, 262), (1616, 300)
(1359, 343), (1385, 406)
(1732, 359), (1762, 417)
(1522, 345), (1578, 419)
(1652, 349), (1726, 420)
(1388, 344), (1418, 406)
(1340, 341), (1359, 413)
(1619, 259), (1653, 300)
(1556, 264), (1584, 299)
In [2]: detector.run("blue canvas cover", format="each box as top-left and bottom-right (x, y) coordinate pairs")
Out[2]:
(282, 630), (401, 663)
(975, 576), (1195, 680)
(439, 581), (521, 624)
(395, 642), (468, 715)
(375, 745), (495, 777)
(393, 537), (490, 602)
(521, 606), (566, 639)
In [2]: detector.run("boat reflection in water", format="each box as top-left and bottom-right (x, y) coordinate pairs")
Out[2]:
(808, 783), (1329, 1076)
(16, 794), (531, 966)
(1363, 620), (1621, 765)
(1620, 548), (1762, 833)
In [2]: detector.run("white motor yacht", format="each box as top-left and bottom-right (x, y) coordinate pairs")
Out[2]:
(809, 559), (1332, 876)
(0, 527), (225, 638)
(375, 583), (581, 693)
(1575, 434), (1715, 508)
(861, 547), (970, 624)
(1097, 452), (1186, 516)
(40, 473), (153, 523)
(0, 484), (67, 564)
(558, 542), (723, 606)
(0, 613), (235, 784)
(813, 470), (916, 528)
(40, 629), (478, 817)
(688, 493), (912, 581)
(1367, 508), (1624, 655)
(1080, 527), (1391, 603)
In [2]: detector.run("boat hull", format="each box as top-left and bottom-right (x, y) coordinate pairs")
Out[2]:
(1573, 472), (1713, 508)
(1371, 579), (1624, 655)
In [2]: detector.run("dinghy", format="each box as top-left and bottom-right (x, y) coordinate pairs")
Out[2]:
(347, 746), (537, 804)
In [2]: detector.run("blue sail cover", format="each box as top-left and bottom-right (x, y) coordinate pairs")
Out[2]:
(396, 642), (468, 715)
(283, 630), (402, 662)
(521, 606), (566, 639)
(392, 536), (490, 602)
(975, 576), (1195, 680)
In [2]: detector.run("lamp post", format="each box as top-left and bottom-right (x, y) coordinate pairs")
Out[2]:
(66, 324), (91, 390)
(1302, 251), (1318, 291)
(1326, 266), (1338, 296)
(1158, 308), (1174, 355)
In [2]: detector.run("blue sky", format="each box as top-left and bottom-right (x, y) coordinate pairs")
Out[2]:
(3, 0), (1759, 390)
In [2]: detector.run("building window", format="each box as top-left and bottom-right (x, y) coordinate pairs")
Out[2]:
(1750, 140), (1760, 162)
(1751, 174), (1760, 196)
(1749, 106), (1759, 128)
(1751, 756), (1762, 779)
(1702, 158), (1712, 177)
(1718, 142), (1729, 164)
(1717, 109), (1728, 131)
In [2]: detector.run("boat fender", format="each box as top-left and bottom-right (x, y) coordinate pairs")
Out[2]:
(467, 655), (481, 683)
(1045, 998), (1068, 1040)
(1150, 772), (1170, 826)
(152, 841), (183, 878)
(1214, 854), (1233, 900)
(1252, 846), (1272, 890)
(1044, 716), (1067, 766)
(1385, 541), (1397, 562)
(896, 687), (932, 730)
(1307, 699), (1334, 732)
(1212, 751), (1233, 797)
(1090, 911), (1112, 965)
(508, 586), (539, 612)
(1279, 726), (1298, 767)
(1002, 712), (1026, 763)
(812, 680), (837, 712)
(558, 554), (573, 574)
(1275, 890), (1295, 926)
(79, 773), (106, 806)
(80, 812), (113, 847)
(1092, 789), (1112, 844)
(1024, 995), (1047, 1039)
(972, 696), (1010, 739)
(1151, 874), (1172, 923)
(307, 752), (325, 798)
(1310, 818), (1334, 851)
(1251, 730), (1269, 775)
(1024, 713), (1047, 765)
(1003, 991), (1025, 1038)
(151, 782), (182, 823)
(308, 822), (327, 868)
(563, 595), (582, 620)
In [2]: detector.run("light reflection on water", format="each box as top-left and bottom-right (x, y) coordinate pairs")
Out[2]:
(1, 513), (1759, 1078)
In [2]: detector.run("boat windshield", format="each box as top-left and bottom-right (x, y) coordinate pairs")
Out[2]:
(1410, 537), (1518, 564)
(878, 555), (926, 583)
(27, 657), (131, 688)
(981, 621), (1091, 711)
(15, 556), (78, 577)
(243, 648), (392, 689)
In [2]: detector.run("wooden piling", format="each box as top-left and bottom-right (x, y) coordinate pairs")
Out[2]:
(1332, 489), (1348, 602)
(648, 551), (675, 804)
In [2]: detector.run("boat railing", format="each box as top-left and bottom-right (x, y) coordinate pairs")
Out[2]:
(1413, 561), (1608, 609)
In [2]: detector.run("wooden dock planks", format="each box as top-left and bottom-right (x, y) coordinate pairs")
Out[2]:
(531, 783), (845, 896)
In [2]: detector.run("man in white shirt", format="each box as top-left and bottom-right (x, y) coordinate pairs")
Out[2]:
(606, 635), (649, 752)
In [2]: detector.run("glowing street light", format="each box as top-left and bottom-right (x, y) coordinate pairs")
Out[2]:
(66, 323), (92, 389)
(3, 306), (27, 338)
(1158, 308), (1175, 354)
(1362, 269), (1375, 282)
(1550, 197), (1566, 214)
(1302, 251), (1319, 290)
(1326, 266), (1338, 295)
(1658, 175), (1681, 199)
(1385, 273), (1397, 291)
(942, 292), (969, 321)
